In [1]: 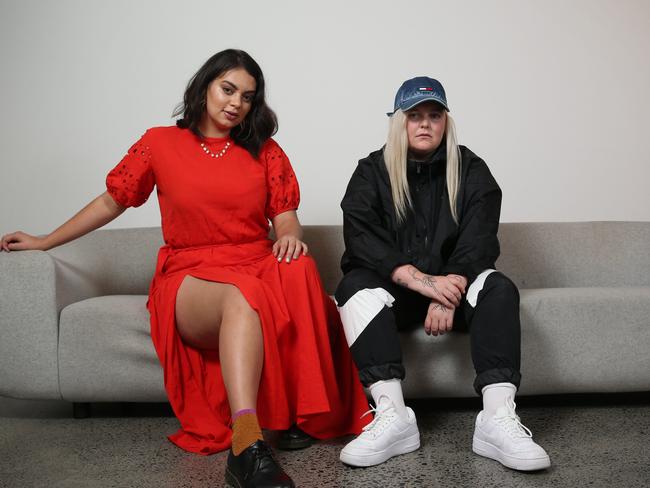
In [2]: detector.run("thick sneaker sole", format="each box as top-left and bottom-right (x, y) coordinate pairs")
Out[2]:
(472, 436), (551, 471)
(340, 431), (420, 467)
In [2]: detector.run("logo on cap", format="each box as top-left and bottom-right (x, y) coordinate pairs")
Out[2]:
(388, 76), (449, 115)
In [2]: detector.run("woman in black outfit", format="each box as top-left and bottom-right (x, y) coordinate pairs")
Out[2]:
(335, 76), (551, 472)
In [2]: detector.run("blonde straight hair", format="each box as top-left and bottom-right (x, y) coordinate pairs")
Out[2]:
(383, 109), (461, 224)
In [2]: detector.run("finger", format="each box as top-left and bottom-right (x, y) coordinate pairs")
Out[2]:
(272, 241), (280, 257)
(3, 235), (18, 252)
(441, 317), (449, 333)
(424, 306), (434, 334)
(292, 241), (302, 260)
(449, 275), (466, 290)
(452, 281), (465, 296)
(285, 240), (297, 262)
(445, 286), (461, 306)
(276, 240), (289, 262)
(424, 313), (432, 335)
(439, 317), (448, 335)
(452, 282), (463, 300)
(446, 281), (462, 303)
(446, 317), (454, 332)
(7, 241), (25, 251)
(430, 316), (439, 336)
(302, 243), (309, 255)
(443, 289), (459, 307)
(439, 291), (455, 309)
(435, 282), (456, 307)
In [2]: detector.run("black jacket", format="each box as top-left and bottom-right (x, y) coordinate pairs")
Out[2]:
(340, 144), (502, 284)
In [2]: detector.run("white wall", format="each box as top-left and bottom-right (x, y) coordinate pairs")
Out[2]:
(1, 0), (649, 235)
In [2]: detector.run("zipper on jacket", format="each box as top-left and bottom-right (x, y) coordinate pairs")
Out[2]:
(417, 162), (421, 174)
(426, 164), (432, 249)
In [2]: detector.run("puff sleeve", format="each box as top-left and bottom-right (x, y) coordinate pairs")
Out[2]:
(264, 139), (300, 220)
(106, 131), (155, 208)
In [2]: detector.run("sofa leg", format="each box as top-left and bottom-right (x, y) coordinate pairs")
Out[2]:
(73, 402), (91, 419)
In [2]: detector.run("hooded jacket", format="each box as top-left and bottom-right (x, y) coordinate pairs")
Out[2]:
(340, 143), (502, 284)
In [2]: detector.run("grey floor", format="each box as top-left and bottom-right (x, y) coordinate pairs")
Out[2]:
(0, 395), (649, 488)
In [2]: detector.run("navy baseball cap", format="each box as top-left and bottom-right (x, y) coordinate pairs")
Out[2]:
(388, 76), (449, 116)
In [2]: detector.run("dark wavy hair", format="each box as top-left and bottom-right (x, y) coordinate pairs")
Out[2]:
(173, 49), (278, 159)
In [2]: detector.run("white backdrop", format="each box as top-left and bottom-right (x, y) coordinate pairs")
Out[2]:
(1, 0), (649, 235)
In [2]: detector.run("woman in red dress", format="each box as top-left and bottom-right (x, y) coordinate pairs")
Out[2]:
(1, 49), (369, 487)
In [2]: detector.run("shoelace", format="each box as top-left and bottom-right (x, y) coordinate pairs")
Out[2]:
(359, 404), (398, 439)
(252, 442), (276, 463)
(494, 397), (533, 439)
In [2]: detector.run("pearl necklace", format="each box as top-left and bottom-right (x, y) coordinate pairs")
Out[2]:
(200, 141), (231, 158)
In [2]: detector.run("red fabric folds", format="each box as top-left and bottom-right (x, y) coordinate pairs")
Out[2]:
(106, 127), (370, 454)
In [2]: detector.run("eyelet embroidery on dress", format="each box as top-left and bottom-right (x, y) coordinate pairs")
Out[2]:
(107, 138), (154, 207)
(265, 145), (299, 217)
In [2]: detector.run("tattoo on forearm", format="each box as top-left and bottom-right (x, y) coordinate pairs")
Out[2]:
(409, 267), (443, 299)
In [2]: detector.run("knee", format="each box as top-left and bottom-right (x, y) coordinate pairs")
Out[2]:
(224, 286), (258, 321)
(290, 253), (317, 272)
(485, 273), (520, 302)
(278, 253), (317, 277)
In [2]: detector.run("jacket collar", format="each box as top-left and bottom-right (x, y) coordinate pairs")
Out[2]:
(407, 140), (447, 172)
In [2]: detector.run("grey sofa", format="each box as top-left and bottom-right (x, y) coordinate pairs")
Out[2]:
(1, 222), (649, 410)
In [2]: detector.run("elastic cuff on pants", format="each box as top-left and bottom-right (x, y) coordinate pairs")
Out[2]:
(359, 363), (405, 387)
(474, 368), (521, 395)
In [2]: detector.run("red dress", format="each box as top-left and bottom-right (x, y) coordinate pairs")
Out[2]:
(106, 126), (369, 455)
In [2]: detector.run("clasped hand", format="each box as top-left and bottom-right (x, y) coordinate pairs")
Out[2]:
(413, 272), (467, 309)
(424, 301), (455, 336)
(423, 273), (467, 336)
(272, 235), (308, 263)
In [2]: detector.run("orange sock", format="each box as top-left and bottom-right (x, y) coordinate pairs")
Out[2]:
(231, 410), (263, 455)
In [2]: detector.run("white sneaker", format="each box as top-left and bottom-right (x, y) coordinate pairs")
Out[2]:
(340, 399), (420, 467)
(472, 397), (551, 471)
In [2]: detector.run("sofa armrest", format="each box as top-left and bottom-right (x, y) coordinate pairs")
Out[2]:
(0, 227), (162, 401)
(0, 250), (61, 399)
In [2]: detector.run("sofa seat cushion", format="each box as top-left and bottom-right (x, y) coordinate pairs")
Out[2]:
(401, 287), (650, 398)
(58, 295), (166, 402)
(57, 288), (650, 402)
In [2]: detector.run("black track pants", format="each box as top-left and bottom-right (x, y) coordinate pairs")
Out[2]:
(334, 268), (522, 394)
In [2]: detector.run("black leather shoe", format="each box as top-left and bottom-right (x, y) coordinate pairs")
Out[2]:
(276, 425), (313, 450)
(225, 440), (295, 488)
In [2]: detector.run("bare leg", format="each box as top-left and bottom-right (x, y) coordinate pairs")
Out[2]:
(219, 288), (263, 413)
(175, 275), (263, 413)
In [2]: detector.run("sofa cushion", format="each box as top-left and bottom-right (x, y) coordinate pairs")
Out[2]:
(402, 287), (650, 397)
(58, 295), (166, 402)
(58, 287), (650, 401)
(496, 222), (650, 288)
